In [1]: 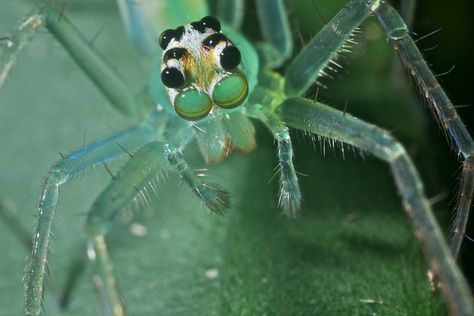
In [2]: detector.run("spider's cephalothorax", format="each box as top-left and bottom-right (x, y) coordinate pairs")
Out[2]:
(159, 16), (248, 121)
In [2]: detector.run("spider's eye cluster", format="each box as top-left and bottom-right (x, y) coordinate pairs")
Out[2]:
(159, 16), (248, 121)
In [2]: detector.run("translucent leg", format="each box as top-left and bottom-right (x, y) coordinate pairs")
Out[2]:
(389, 0), (417, 86)
(0, 10), (44, 89)
(86, 141), (168, 316)
(24, 119), (159, 316)
(285, 0), (373, 96)
(1, 6), (146, 116)
(0, 200), (86, 310)
(0, 200), (31, 250)
(57, 244), (87, 310)
(399, 0), (417, 29)
(452, 158), (474, 257)
(280, 97), (474, 316)
(217, 0), (244, 31)
(41, 7), (144, 116)
(164, 144), (230, 214)
(86, 140), (230, 314)
(255, 0), (293, 68)
(373, 1), (474, 258)
(247, 106), (301, 216)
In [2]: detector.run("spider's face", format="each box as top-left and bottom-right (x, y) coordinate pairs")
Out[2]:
(159, 16), (248, 121)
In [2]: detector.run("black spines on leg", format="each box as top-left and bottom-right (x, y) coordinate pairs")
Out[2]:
(198, 184), (230, 215)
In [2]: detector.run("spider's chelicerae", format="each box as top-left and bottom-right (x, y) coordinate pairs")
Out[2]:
(0, 0), (473, 315)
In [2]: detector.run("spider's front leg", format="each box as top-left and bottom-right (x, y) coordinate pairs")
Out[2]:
(372, 1), (474, 259)
(85, 141), (169, 316)
(1, 5), (150, 116)
(85, 140), (230, 315)
(280, 97), (474, 316)
(247, 103), (301, 216)
(284, 0), (474, 260)
(163, 143), (230, 214)
(0, 9), (44, 89)
(25, 116), (160, 316)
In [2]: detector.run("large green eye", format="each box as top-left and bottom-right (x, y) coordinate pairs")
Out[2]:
(212, 74), (248, 109)
(174, 89), (212, 120)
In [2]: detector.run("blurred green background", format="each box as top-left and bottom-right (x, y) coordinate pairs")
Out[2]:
(0, 0), (472, 315)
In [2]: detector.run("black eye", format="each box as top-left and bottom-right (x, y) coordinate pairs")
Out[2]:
(163, 48), (188, 62)
(202, 33), (227, 48)
(161, 67), (185, 88)
(191, 21), (206, 33)
(159, 26), (184, 50)
(220, 46), (241, 71)
(159, 29), (174, 50)
(201, 16), (221, 32)
(191, 16), (221, 33)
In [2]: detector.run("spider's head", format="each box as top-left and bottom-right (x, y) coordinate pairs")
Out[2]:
(158, 16), (248, 121)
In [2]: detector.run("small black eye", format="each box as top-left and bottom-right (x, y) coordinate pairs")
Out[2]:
(159, 26), (184, 50)
(161, 67), (185, 88)
(191, 16), (221, 33)
(159, 29), (174, 50)
(173, 26), (185, 42)
(200, 16), (221, 32)
(202, 33), (227, 48)
(191, 21), (206, 33)
(163, 48), (188, 62)
(220, 46), (241, 71)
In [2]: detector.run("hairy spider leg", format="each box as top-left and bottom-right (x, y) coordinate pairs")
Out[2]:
(246, 87), (301, 215)
(164, 143), (230, 214)
(284, 0), (474, 260)
(0, 7), (150, 116)
(0, 10), (43, 89)
(254, 0), (293, 68)
(280, 97), (474, 316)
(85, 141), (169, 316)
(227, 0), (302, 216)
(372, 2), (474, 260)
(251, 0), (473, 312)
(85, 135), (232, 314)
(284, 0), (372, 95)
(25, 112), (164, 316)
(0, 200), (86, 310)
(240, 0), (301, 216)
(217, 0), (244, 31)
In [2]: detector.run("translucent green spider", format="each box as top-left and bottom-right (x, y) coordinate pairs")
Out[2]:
(1, 0), (473, 315)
